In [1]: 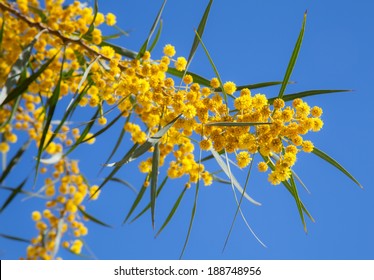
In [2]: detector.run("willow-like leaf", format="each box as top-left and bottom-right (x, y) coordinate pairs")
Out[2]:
(210, 148), (261, 206)
(78, 206), (112, 228)
(137, 0), (167, 59)
(0, 233), (29, 243)
(100, 41), (137, 59)
(0, 178), (27, 213)
(269, 89), (352, 104)
(217, 81), (285, 92)
(193, 30), (227, 104)
(312, 147), (362, 188)
(123, 176), (148, 224)
(64, 108), (100, 157)
(167, 67), (210, 87)
(35, 50), (65, 182)
(0, 96), (21, 130)
(205, 121), (271, 127)
(0, 16), (5, 52)
(84, 0), (98, 37)
(0, 29), (46, 105)
(130, 176), (168, 223)
(0, 140), (30, 184)
(148, 19), (163, 53)
(211, 175), (231, 184)
(277, 11), (307, 100)
(156, 186), (187, 237)
(150, 143), (160, 228)
(105, 114), (180, 167)
(108, 177), (137, 194)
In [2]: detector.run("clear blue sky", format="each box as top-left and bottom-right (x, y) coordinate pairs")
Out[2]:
(1, 0), (373, 260)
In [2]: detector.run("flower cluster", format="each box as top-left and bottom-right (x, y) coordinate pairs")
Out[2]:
(0, 0), (323, 259)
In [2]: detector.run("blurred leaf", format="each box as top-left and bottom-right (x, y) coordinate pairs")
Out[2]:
(108, 177), (137, 194)
(0, 15), (5, 50)
(112, 24), (130, 37)
(180, 177), (199, 259)
(150, 143), (160, 228)
(205, 121), (271, 127)
(130, 176), (168, 223)
(35, 51), (66, 182)
(218, 81), (286, 92)
(123, 176), (148, 224)
(64, 108), (100, 157)
(148, 19), (163, 53)
(0, 140), (30, 184)
(84, 0), (98, 37)
(167, 67), (210, 87)
(39, 152), (63, 165)
(193, 30), (227, 104)
(277, 11), (307, 100)
(137, 0), (167, 59)
(210, 148), (261, 206)
(269, 89), (352, 104)
(0, 30), (51, 105)
(0, 178), (27, 213)
(0, 96), (21, 130)
(156, 186), (187, 237)
(78, 206), (112, 228)
(312, 147), (362, 188)
(105, 114), (180, 167)
(212, 175), (231, 184)
(0, 233), (29, 243)
(28, 6), (47, 22)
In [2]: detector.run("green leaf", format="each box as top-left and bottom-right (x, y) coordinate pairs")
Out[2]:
(84, 0), (98, 37)
(0, 29), (46, 105)
(210, 148), (261, 206)
(167, 67), (210, 87)
(150, 143), (160, 228)
(193, 30), (228, 104)
(277, 11), (307, 100)
(123, 177), (148, 224)
(28, 6), (47, 23)
(0, 96), (20, 130)
(105, 114), (180, 167)
(205, 121), (271, 127)
(269, 89), (352, 104)
(35, 51), (66, 182)
(148, 19), (163, 53)
(64, 108), (100, 157)
(156, 186), (187, 237)
(130, 176), (168, 223)
(217, 81), (286, 92)
(180, 177), (199, 259)
(0, 233), (29, 243)
(77, 206), (112, 228)
(108, 177), (137, 194)
(136, 0), (167, 59)
(312, 147), (362, 188)
(0, 15), (5, 50)
(0, 178), (27, 213)
(185, 0), (213, 67)
(0, 140), (30, 184)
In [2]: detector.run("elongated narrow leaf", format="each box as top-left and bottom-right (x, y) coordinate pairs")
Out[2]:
(150, 143), (160, 228)
(312, 147), (362, 188)
(289, 172), (306, 232)
(205, 121), (271, 127)
(217, 81), (286, 92)
(78, 206), (111, 228)
(277, 11), (307, 100)
(137, 0), (167, 59)
(148, 19), (163, 53)
(35, 52), (66, 181)
(108, 177), (137, 194)
(0, 233), (29, 243)
(0, 29), (46, 105)
(186, 0), (213, 64)
(0, 96), (21, 130)
(0, 179), (27, 213)
(130, 176), (168, 223)
(39, 152), (63, 165)
(167, 67), (210, 87)
(123, 179), (148, 224)
(0, 15), (5, 50)
(84, 0), (98, 37)
(64, 108), (100, 157)
(180, 178), (199, 259)
(105, 114), (180, 167)
(0, 140), (30, 184)
(269, 89), (352, 104)
(100, 41), (137, 59)
(210, 148), (261, 206)
(156, 186), (187, 237)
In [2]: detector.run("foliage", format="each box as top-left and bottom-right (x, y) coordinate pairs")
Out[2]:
(0, 0), (361, 259)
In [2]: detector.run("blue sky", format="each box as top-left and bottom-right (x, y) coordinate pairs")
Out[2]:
(1, 0), (373, 260)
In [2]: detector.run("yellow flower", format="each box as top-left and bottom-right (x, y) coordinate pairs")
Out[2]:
(90, 185), (101, 200)
(236, 151), (251, 168)
(175, 57), (187, 71)
(31, 211), (42, 221)
(258, 162), (268, 172)
(302, 140), (314, 153)
(199, 139), (212, 150)
(163, 44), (176, 57)
(106, 13), (117, 26)
(210, 77), (220, 88)
(223, 81), (237, 95)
